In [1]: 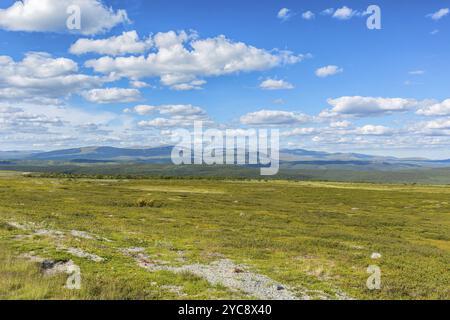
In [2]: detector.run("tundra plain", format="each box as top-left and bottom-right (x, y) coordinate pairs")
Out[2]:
(0, 171), (448, 300)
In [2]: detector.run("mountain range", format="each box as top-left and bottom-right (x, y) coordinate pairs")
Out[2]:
(0, 146), (449, 170)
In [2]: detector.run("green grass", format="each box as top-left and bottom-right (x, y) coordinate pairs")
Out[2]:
(0, 173), (449, 300)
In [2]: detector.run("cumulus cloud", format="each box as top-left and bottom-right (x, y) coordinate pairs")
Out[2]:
(240, 110), (311, 125)
(302, 11), (315, 20)
(422, 118), (450, 130)
(326, 96), (419, 117)
(410, 118), (450, 137)
(70, 31), (152, 56)
(0, 0), (129, 35)
(130, 80), (150, 89)
(0, 100), (118, 149)
(84, 31), (304, 90)
(277, 8), (294, 21)
(125, 104), (211, 128)
(138, 117), (209, 128)
(427, 8), (449, 21)
(0, 52), (105, 103)
(0, 105), (63, 134)
(125, 104), (207, 117)
(330, 120), (351, 128)
(82, 88), (141, 104)
(315, 65), (343, 78)
(321, 8), (334, 16)
(171, 80), (207, 91)
(282, 127), (317, 136)
(332, 6), (356, 20)
(354, 125), (393, 136)
(417, 99), (450, 116)
(259, 79), (294, 90)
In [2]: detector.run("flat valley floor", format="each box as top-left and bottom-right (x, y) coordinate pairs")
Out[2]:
(0, 172), (448, 300)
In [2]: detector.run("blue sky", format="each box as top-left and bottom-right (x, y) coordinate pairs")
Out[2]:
(0, 0), (449, 158)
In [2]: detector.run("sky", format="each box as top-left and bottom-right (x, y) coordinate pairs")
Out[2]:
(0, 0), (450, 158)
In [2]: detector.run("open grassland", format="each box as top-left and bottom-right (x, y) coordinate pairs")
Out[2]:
(0, 173), (449, 300)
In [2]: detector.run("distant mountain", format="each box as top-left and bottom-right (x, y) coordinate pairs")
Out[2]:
(0, 150), (38, 160)
(0, 146), (449, 170)
(279, 149), (398, 162)
(27, 146), (174, 162)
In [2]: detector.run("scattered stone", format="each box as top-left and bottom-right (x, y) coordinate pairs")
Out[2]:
(7, 221), (31, 230)
(34, 229), (65, 238)
(13, 234), (33, 240)
(20, 253), (81, 289)
(5, 220), (65, 238)
(371, 252), (382, 259)
(126, 247), (146, 253)
(123, 249), (303, 300)
(233, 267), (244, 274)
(70, 230), (112, 242)
(41, 260), (77, 276)
(161, 285), (187, 297)
(71, 230), (95, 240)
(66, 247), (105, 262)
(5, 220), (112, 243)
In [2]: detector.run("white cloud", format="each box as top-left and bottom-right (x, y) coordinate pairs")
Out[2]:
(130, 80), (150, 88)
(277, 8), (293, 21)
(427, 8), (449, 21)
(0, 0), (129, 35)
(138, 114), (211, 128)
(171, 80), (206, 91)
(259, 79), (294, 90)
(417, 99), (450, 116)
(0, 100), (118, 149)
(70, 31), (152, 56)
(125, 104), (206, 117)
(302, 11), (315, 20)
(409, 70), (425, 75)
(0, 52), (105, 103)
(315, 65), (343, 78)
(333, 6), (356, 20)
(82, 88), (141, 104)
(410, 118), (450, 137)
(240, 110), (311, 125)
(354, 125), (393, 136)
(327, 96), (419, 116)
(422, 118), (450, 130)
(138, 118), (185, 128)
(321, 8), (334, 16)
(330, 120), (351, 128)
(127, 104), (211, 129)
(282, 127), (317, 136)
(85, 31), (305, 90)
(158, 105), (206, 117)
(0, 105), (63, 134)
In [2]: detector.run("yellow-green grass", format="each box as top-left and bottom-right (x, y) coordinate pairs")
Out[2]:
(0, 174), (448, 300)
